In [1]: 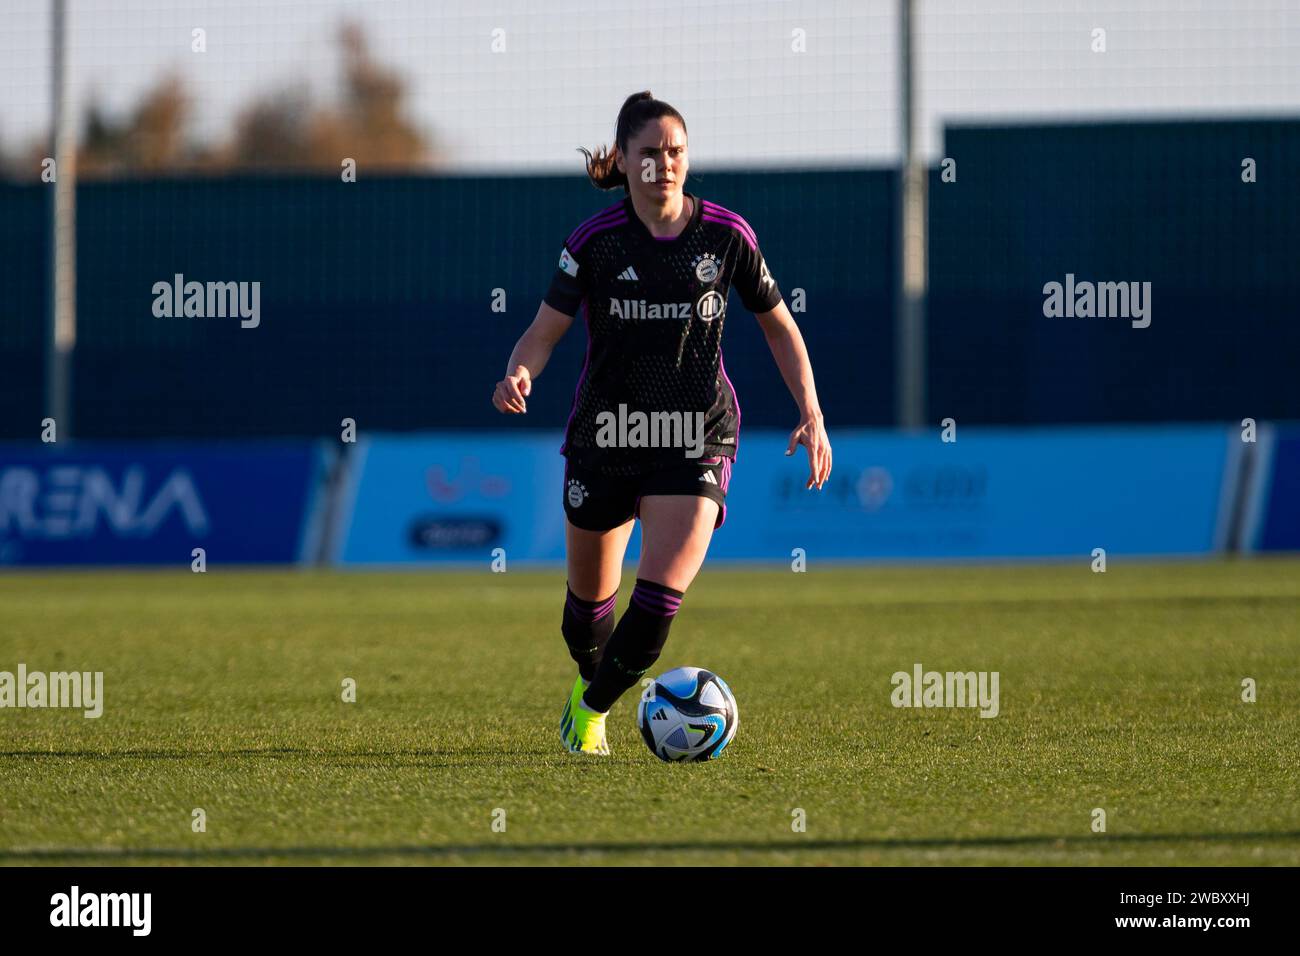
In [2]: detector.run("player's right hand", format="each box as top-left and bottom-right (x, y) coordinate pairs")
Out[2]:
(492, 365), (531, 414)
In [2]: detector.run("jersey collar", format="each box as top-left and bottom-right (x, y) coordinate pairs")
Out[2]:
(624, 190), (701, 245)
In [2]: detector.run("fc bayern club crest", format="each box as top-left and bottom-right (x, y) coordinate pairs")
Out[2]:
(566, 479), (588, 509)
(692, 253), (721, 283)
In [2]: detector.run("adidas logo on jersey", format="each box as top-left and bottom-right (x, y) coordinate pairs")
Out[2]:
(699, 470), (718, 485)
(617, 266), (639, 281)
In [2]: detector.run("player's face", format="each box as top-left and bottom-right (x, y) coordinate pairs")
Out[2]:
(618, 118), (689, 208)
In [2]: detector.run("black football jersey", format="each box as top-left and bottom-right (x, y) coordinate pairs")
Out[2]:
(544, 191), (783, 476)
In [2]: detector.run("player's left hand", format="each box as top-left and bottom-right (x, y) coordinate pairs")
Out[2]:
(785, 414), (831, 490)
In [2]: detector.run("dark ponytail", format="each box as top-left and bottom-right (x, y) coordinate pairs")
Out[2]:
(578, 91), (687, 192)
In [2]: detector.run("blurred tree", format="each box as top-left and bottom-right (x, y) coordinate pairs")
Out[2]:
(0, 20), (432, 180)
(329, 20), (429, 168)
(80, 75), (191, 177)
(225, 20), (430, 172)
(222, 85), (319, 171)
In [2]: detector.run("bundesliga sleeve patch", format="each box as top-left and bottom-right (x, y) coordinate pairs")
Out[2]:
(558, 247), (579, 277)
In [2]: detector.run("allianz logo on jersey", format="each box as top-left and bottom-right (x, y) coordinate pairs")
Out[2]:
(609, 291), (726, 323)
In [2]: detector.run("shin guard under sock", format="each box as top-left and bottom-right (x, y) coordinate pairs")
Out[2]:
(561, 585), (618, 682)
(582, 578), (684, 713)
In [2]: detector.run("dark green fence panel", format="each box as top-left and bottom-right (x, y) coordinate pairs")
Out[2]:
(0, 169), (891, 440)
(928, 118), (1300, 424)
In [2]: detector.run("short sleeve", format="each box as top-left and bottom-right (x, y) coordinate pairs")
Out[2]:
(733, 235), (783, 314)
(543, 242), (585, 317)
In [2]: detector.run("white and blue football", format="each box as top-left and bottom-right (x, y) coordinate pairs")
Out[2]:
(636, 666), (738, 762)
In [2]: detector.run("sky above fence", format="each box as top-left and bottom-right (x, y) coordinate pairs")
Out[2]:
(1, 0), (1297, 170)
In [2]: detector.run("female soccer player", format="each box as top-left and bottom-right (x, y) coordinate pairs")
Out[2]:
(492, 91), (831, 755)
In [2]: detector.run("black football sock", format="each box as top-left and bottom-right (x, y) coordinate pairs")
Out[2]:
(582, 578), (684, 713)
(561, 584), (618, 683)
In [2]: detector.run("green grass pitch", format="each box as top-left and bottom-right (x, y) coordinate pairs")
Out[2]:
(2, 558), (1298, 866)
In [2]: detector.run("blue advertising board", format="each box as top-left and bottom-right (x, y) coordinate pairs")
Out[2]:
(336, 434), (569, 564)
(1250, 425), (1300, 552)
(335, 426), (1233, 564)
(0, 443), (327, 566)
(709, 427), (1233, 560)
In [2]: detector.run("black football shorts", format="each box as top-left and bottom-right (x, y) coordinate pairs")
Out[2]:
(562, 455), (733, 532)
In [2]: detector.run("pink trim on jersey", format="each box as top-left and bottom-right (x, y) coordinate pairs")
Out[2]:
(719, 350), (741, 460)
(572, 212), (626, 251)
(701, 215), (756, 250)
(568, 204), (628, 253)
(566, 201), (624, 246)
(700, 200), (758, 241)
(700, 201), (759, 250)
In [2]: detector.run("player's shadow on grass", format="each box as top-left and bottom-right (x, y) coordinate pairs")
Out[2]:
(3, 831), (1299, 863)
(0, 747), (552, 767)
